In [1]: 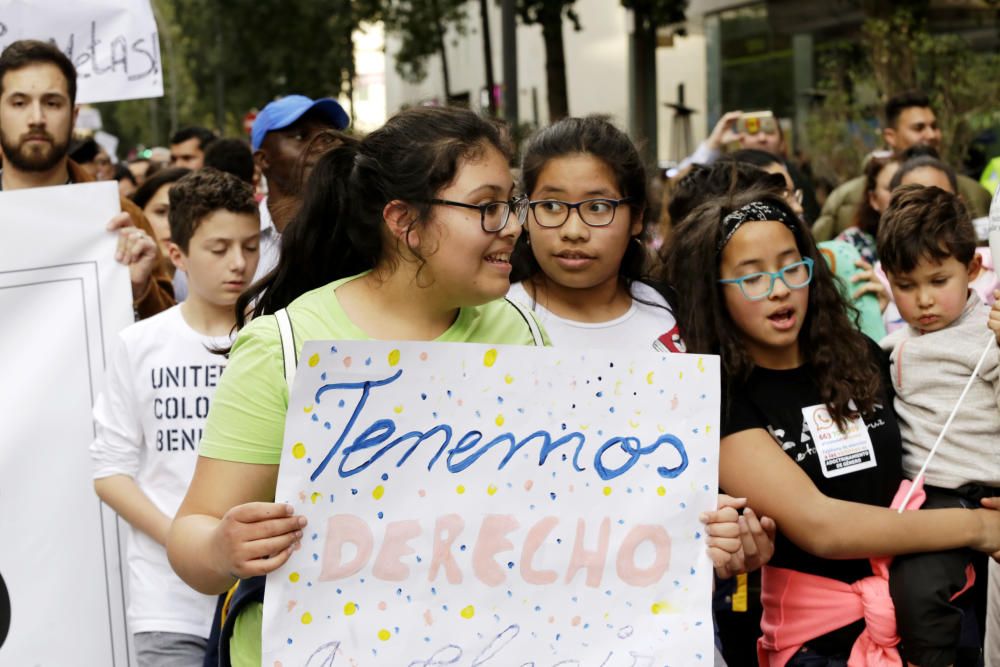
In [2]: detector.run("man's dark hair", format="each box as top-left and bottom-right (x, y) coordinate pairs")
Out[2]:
(169, 126), (217, 150)
(877, 184), (975, 275)
(0, 40), (77, 104)
(168, 168), (257, 252)
(203, 138), (254, 184)
(884, 90), (933, 129)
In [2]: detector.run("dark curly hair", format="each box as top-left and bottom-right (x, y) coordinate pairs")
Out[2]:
(852, 154), (897, 236)
(664, 187), (882, 427)
(167, 168), (257, 252)
(238, 106), (513, 326)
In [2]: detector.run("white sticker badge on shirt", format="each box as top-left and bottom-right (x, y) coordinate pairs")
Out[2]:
(801, 403), (877, 478)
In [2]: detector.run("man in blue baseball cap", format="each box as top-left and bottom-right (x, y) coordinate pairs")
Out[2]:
(252, 95), (350, 280)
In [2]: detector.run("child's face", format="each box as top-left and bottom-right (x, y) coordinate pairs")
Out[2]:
(170, 210), (261, 308)
(417, 144), (520, 307)
(719, 221), (809, 368)
(525, 153), (641, 293)
(886, 254), (979, 333)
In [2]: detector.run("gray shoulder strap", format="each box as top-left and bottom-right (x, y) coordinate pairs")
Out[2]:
(274, 308), (297, 386)
(504, 297), (543, 346)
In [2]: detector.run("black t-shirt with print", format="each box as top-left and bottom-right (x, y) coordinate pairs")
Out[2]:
(721, 339), (903, 583)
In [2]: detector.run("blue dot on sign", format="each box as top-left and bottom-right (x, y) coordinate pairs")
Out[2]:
(306, 457), (312, 463)
(287, 638), (293, 645)
(320, 372), (327, 380)
(381, 473), (389, 481)
(596, 391), (603, 398)
(377, 511), (384, 519)
(694, 532), (701, 539)
(421, 393), (427, 400)
(507, 561), (514, 569)
(609, 407), (615, 413)
(330, 345), (337, 353)
(324, 422), (331, 430)
(351, 488), (358, 495)
(365, 356), (372, 366)
(329, 494), (335, 502)
(338, 399), (345, 408)
(313, 553), (318, 561)
(550, 492), (556, 500)
(311, 414), (318, 422)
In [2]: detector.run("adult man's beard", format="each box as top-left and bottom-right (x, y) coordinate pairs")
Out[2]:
(0, 128), (69, 172)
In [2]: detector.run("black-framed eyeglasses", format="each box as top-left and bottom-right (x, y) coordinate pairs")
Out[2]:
(424, 197), (527, 233)
(527, 198), (631, 228)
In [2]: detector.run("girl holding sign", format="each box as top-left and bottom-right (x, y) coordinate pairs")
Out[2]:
(165, 107), (546, 665)
(664, 187), (1000, 666)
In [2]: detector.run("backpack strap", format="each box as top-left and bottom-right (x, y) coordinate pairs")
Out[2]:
(504, 297), (544, 346)
(274, 308), (298, 385)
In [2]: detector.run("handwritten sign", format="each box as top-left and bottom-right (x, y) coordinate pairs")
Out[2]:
(0, 182), (133, 663)
(0, 0), (162, 104)
(263, 341), (720, 665)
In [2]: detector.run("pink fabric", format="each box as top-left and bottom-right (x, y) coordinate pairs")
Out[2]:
(757, 479), (927, 667)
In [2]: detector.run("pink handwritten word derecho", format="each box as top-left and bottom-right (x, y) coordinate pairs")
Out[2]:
(263, 341), (720, 666)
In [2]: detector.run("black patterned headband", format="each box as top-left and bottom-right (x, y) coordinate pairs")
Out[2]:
(717, 201), (799, 253)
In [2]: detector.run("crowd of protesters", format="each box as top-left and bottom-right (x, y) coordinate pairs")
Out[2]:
(5, 34), (1000, 667)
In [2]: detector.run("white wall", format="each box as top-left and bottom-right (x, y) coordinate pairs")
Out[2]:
(382, 0), (707, 163)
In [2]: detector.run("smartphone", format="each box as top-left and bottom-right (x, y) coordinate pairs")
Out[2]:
(737, 111), (777, 136)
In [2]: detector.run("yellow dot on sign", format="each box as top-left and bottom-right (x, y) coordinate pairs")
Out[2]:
(310, 492), (321, 504)
(344, 601), (357, 616)
(289, 572), (300, 583)
(651, 601), (671, 615)
(301, 612), (313, 624)
(373, 485), (385, 500)
(705, 425), (711, 433)
(394, 405), (404, 414)
(628, 419), (640, 428)
(495, 414), (505, 427)
(460, 605), (475, 619)
(456, 485), (466, 495)
(308, 353), (320, 367)
(377, 629), (391, 641)
(303, 405), (313, 413)
(388, 349), (401, 367)
(487, 484), (497, 496)
(292, 443), (306, 459)
(697, 357), (705, 372)
(483, 348), (498, 367)
(504, 374), (514, 384)
(657, 486), (666, 497)
(603, 486), (612, 496)
(646, 371), (655, 385)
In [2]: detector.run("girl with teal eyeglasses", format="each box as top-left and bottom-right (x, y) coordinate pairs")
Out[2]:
(665, 187), (1000, 666)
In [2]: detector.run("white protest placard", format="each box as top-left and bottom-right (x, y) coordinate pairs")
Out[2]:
(0, 181), (133, 663)
(0, 0), (163, 104)
(264, 341), (720, 665)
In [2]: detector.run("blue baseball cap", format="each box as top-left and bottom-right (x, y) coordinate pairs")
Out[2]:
(251, 95), (349, 150)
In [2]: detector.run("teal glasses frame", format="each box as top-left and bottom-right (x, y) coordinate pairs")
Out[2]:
(718, 257), (814, 301)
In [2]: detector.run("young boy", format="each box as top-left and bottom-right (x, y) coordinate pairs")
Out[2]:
(90, 169), (260, 666)
(877, 183), (1000, 666)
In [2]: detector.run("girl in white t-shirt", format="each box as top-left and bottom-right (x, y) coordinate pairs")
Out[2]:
(507, 115), (683, 352)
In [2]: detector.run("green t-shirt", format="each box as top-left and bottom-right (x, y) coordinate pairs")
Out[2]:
(198, 273), (547, 665)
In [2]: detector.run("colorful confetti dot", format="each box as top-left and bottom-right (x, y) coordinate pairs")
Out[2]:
(373, 485), (385, 500)
(602, 486), (612, 496)
(388, 349), (401, 366)
(292, 443), (306, 459)
(495, 414), (505, 427)
(344, 602), (357, 616)
(487, 484), (497, 496)
(378, 629), (391, 641)
(301, 612), (313, 624)
(483, 349), (498, 367)
(310, 492), (321, 504)
(651, 601), (671, 615)
(504, 374), (514, 384)
(393, 405), (404, 414)
(646, 371), (655, 384)
(456, 485), (466, 495)
(657, 486), (666, 497)
(289, 572), (300, 583)
(308, 353), (319, 367)
(460, 605), (475, 619)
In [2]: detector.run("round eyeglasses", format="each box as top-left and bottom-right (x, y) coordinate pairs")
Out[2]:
(718, 257), (814, 301)
(424, 197), (528, 233)
(527, 198), (631, 228)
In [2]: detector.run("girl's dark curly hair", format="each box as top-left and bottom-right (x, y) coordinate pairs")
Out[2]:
(664, 187), (882, 427)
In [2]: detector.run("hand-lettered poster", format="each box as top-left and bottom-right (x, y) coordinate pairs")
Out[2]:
(0, 0), (163, 103)
(0, 182), (133, 664)
(263, 341), (720, 665)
